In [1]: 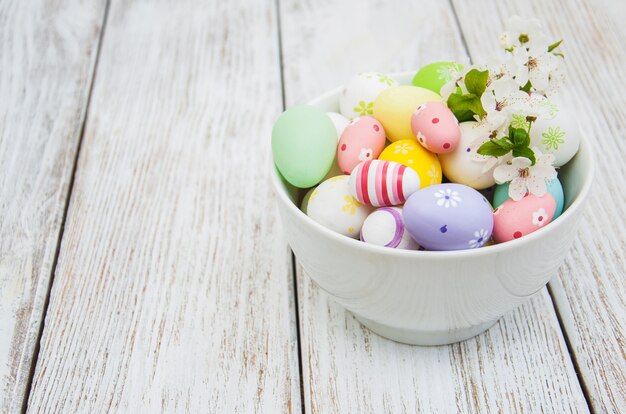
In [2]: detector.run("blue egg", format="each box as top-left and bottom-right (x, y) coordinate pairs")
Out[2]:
(493, 177), (564, 219)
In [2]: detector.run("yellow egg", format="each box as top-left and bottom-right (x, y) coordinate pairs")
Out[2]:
(373, 86), (442, 142)
(379, 139), (442, 189)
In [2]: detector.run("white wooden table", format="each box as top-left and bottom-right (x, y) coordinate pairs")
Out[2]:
(1, 0), (624, 412)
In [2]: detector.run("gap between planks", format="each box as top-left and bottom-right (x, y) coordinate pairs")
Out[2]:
(447, 0), (592, 410)
(19, 1), (113, 413)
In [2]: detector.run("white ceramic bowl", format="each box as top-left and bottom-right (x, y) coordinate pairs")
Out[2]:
(272, 73), (594, 345)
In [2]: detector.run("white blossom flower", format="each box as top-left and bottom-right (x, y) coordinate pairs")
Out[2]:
(440, 65), (472, 100)
(434, 188), (462, 208)
(532, 208), (549, 227)
(436, 62), (464, 82)
(508, 92), (556, 119)
(499, 16), (549, 50)
(543, 56), (567, 97)
(468, 229), (490, 248)
(358, 148), (373, 161)
(481, 78), (530, 119)
(493, 148), (557, 201)
(511, 45), (558, 92)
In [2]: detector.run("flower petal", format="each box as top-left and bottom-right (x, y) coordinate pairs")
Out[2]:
(509, 178), (527, 201)
(493, 164), (518, 184)
(526, 176), (547, 196)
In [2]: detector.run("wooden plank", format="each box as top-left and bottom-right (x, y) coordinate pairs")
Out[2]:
(0, 1), (107, 411)
(25, 0), (301, 412)
(278, 0), (589, 412)
(451, 1), (626, 411)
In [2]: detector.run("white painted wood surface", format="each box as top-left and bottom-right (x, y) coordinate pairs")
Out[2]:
(25, 0), (300, 412)
(0, 1), (107, 412)
(452, 1), (626, 411)
(279, 0), (589, 412)
(0, 0), (622, 412)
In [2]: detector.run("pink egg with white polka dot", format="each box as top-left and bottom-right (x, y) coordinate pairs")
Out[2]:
(410, 102), (460, 154)
(492, 193), (556, 243)
(337, 116), (386, 174)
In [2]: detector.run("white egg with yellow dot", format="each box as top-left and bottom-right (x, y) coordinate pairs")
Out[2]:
(307, 175), (374, 238)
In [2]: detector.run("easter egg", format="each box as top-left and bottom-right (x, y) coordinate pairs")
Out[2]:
(439, 122), (511, 190)
(493, 177), (564, 219)
(300, 187), (315, 214)
(379, 139), (442, 188)
(349, 160), (420, 207)
(373, 86), (442, 142)
(307, 175), (374, 238)
(492, 193), (557, 243)
(360, 207), (420, 250)
(272, 105), (337, 188)
(411, 61), (464, 94)
(337, 117), (386, 174)
(326, 112), (350, 138)
(528, 99), (581, 167)
(411, 102), (460, 153)
(339, 72), (398, 119)
(403, 183), (494, 251)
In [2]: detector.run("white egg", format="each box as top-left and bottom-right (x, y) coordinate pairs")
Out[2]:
(326, 112), (350, 139)
(360, 207), (420, 249)
(300, 187), (315, 214)
(307, 175), (374, 238)
(529, 98), (581, 167)
(439, 122), (510, 190)
(339, 72), (398, 119)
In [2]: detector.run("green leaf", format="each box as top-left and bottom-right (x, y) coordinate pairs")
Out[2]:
(511, 127), (530, 147)
(520, 80), (532, 93)
(512, 146), (536, 165)
(477, 141), (511, 157)
(491, 136), (514, 150)
(464, 69), (489, 97)
(547, 40), (563, 52)
(446, 92), (486, 122)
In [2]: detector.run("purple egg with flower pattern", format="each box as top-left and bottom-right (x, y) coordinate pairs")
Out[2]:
(403, 183), (494, 251)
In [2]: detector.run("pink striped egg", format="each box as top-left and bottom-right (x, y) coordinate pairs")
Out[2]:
(348, 160), (421, 207)
(411, 102), (460, 154)
(337, 117), (386, 174)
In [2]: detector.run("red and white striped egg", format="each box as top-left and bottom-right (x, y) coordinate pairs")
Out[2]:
(337, 117), (386, 174)
(348, 160), (421, 207)
(411, 102), (460, 154)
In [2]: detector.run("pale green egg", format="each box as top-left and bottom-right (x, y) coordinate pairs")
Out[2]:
(411, 61), (464, 95)
(272, 105), (337, 188)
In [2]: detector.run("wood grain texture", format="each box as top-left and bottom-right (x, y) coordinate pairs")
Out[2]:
(279, 0), (588, 412)
(0, 1), (106, 412)
(451, 1), (626, 411)
(26, 0), (301, 412)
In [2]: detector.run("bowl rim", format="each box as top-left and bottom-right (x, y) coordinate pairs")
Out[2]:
(271, 73), (595, 260)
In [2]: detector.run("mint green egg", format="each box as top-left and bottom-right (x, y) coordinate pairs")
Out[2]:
(493, 177), (565, 219)
(411, 61), (464, 94)
(272, 105), (337, 188)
